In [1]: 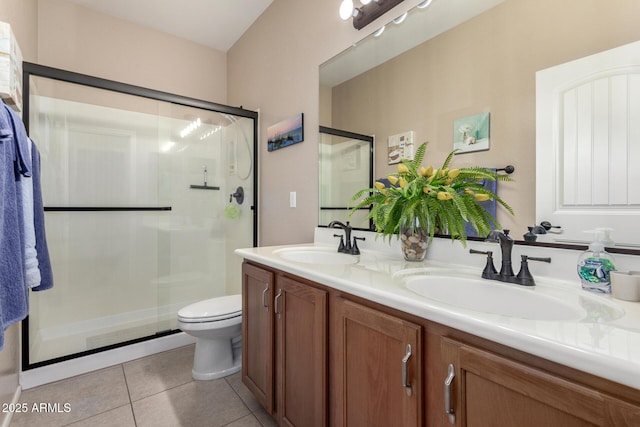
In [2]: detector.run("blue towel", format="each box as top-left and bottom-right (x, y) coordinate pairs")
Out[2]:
(31, 141), (54, 291)
(0, 104), (30, 350)
(464, 169), (498, 238)
(21, 140), (41, 288)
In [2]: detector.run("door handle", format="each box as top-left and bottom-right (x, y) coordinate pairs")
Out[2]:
(274, 289), (283, 319)
(262, 283), (269, 308)
(444, 363), (456, 424)
(401, 344), (412, 397)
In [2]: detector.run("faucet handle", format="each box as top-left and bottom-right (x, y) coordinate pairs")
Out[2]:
(526, 256), (552, 263)
(470, 249), (498, 278)
(516, 255), (551, 286)
(351, 236), (365, 255)
(333, 233), (346, 253)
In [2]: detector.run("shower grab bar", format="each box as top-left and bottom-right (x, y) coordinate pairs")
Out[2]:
(44, 206), (172, 212)
(189, 185), (220, 190)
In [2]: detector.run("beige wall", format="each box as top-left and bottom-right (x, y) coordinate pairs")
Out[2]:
(228, 0), (424, 245)
(36, 0), (227, 103)
(330, 0), (640, 234)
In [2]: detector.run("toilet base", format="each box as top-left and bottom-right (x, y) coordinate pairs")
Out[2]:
(191, 334), (242, 381)
(192, 358), (241, 381)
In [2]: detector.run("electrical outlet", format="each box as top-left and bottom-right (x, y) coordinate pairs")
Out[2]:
(290, 191), (296, 208)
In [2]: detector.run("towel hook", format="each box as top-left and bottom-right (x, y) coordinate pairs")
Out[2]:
(496, 165), (515, 174)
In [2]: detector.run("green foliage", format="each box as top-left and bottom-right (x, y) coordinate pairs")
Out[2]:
(349, 142), (514, 245)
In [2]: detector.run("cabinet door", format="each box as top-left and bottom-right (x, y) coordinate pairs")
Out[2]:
(242, 262), (275, 414)
(275, 275), (327, 427)
(331, 297), (422, 427)
(441, 338), (606, 427)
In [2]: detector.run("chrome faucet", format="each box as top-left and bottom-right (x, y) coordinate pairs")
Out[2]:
(471, 229), (551, 286)
(328, 221), (364, 255)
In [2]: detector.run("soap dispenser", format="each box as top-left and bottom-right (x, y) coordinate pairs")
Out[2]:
(577, 228), (616, 294)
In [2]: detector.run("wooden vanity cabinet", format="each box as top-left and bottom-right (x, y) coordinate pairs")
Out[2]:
(243, 260), (640, 427)
(274, 274), (327, 427)
(242, 262), (327, 427)
(242, 262), (275, 413)
(330, 296), (423, 427)
(439, 337), (640, 427)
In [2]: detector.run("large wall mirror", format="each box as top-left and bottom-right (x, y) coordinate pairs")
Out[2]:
(319, 0), (640, 251)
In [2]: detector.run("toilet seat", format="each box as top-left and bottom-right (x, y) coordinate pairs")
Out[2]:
(178, 294), (242, 323)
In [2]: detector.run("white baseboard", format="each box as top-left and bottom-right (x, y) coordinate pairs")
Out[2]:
(20, 332), (195, 390)
(1, 385), (21, 427)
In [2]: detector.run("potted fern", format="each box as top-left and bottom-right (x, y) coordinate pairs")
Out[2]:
(350, 142), (514, 261)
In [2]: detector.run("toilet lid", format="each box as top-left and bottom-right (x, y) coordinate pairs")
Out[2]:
(178, 294), (242, 323)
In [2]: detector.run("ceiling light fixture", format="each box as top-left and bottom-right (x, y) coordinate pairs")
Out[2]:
(373, 25), (385, 37)
(417, 0), (433, 8)
(393, 12), (407, 24)
(339, 0), (405, 30)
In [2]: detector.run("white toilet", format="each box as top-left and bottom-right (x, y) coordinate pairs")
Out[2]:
(177, 294), (242, 380)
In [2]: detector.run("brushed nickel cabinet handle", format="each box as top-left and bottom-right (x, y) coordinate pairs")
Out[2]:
(402, 344), (412, 397)
(274, 289), (283, 319)
(262, 283), (269, 308)
(444, 363), (456, 424)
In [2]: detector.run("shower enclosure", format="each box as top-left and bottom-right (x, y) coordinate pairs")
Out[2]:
(318, 126), (373, 229)
(22, 63), (257, 369)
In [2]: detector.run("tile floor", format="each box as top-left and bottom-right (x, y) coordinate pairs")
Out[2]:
(11, 345), (278, 427)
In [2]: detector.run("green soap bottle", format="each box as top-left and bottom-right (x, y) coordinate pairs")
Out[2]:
(577, 228), (616, 294)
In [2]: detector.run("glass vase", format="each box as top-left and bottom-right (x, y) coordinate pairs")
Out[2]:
(400, 219), (429, 262)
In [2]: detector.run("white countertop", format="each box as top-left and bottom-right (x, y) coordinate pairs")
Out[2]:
(235, 228), (640, 390)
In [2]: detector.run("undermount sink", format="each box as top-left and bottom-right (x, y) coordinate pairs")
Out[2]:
(404, 275), (609, 321)
(274, 247), (359, 265)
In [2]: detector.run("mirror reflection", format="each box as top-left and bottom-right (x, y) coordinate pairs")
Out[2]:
(318, 126), (373, 229)
(319, 0), (640, 250)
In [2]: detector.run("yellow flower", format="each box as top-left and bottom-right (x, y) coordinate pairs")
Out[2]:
(397, 163), (409, 174)
(374, 181), (386, 190)
(387, 175), (399, 185)
(437, 191), (453, 200)
(423, 186), (432, 194)
(439, 168), (448, 178)
(448, 169), (460, 179)
(474, 194), (491, 201)
(464, 188), (475, 195)
(399, 177), (408, 188)
(419, 166), (428, 177)
(444, 177), (453, 185)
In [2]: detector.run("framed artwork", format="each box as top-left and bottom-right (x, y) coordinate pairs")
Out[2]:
(267, 113), (304, 151)
(387, 130), (414, 164)
(453, 112), (490, 154)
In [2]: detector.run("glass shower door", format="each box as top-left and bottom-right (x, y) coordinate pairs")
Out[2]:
(24, 65), (256, 368)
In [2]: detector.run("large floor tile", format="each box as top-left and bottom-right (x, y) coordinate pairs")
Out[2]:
(11, 366), (129, 427)
(132, 377), (250, 427)
(223, 414), (263, 427)
(65, 404), (135, 427)
(253, 407), (279, 427)
(225, 372), (261, 413)
(123, 344), (195, 401)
